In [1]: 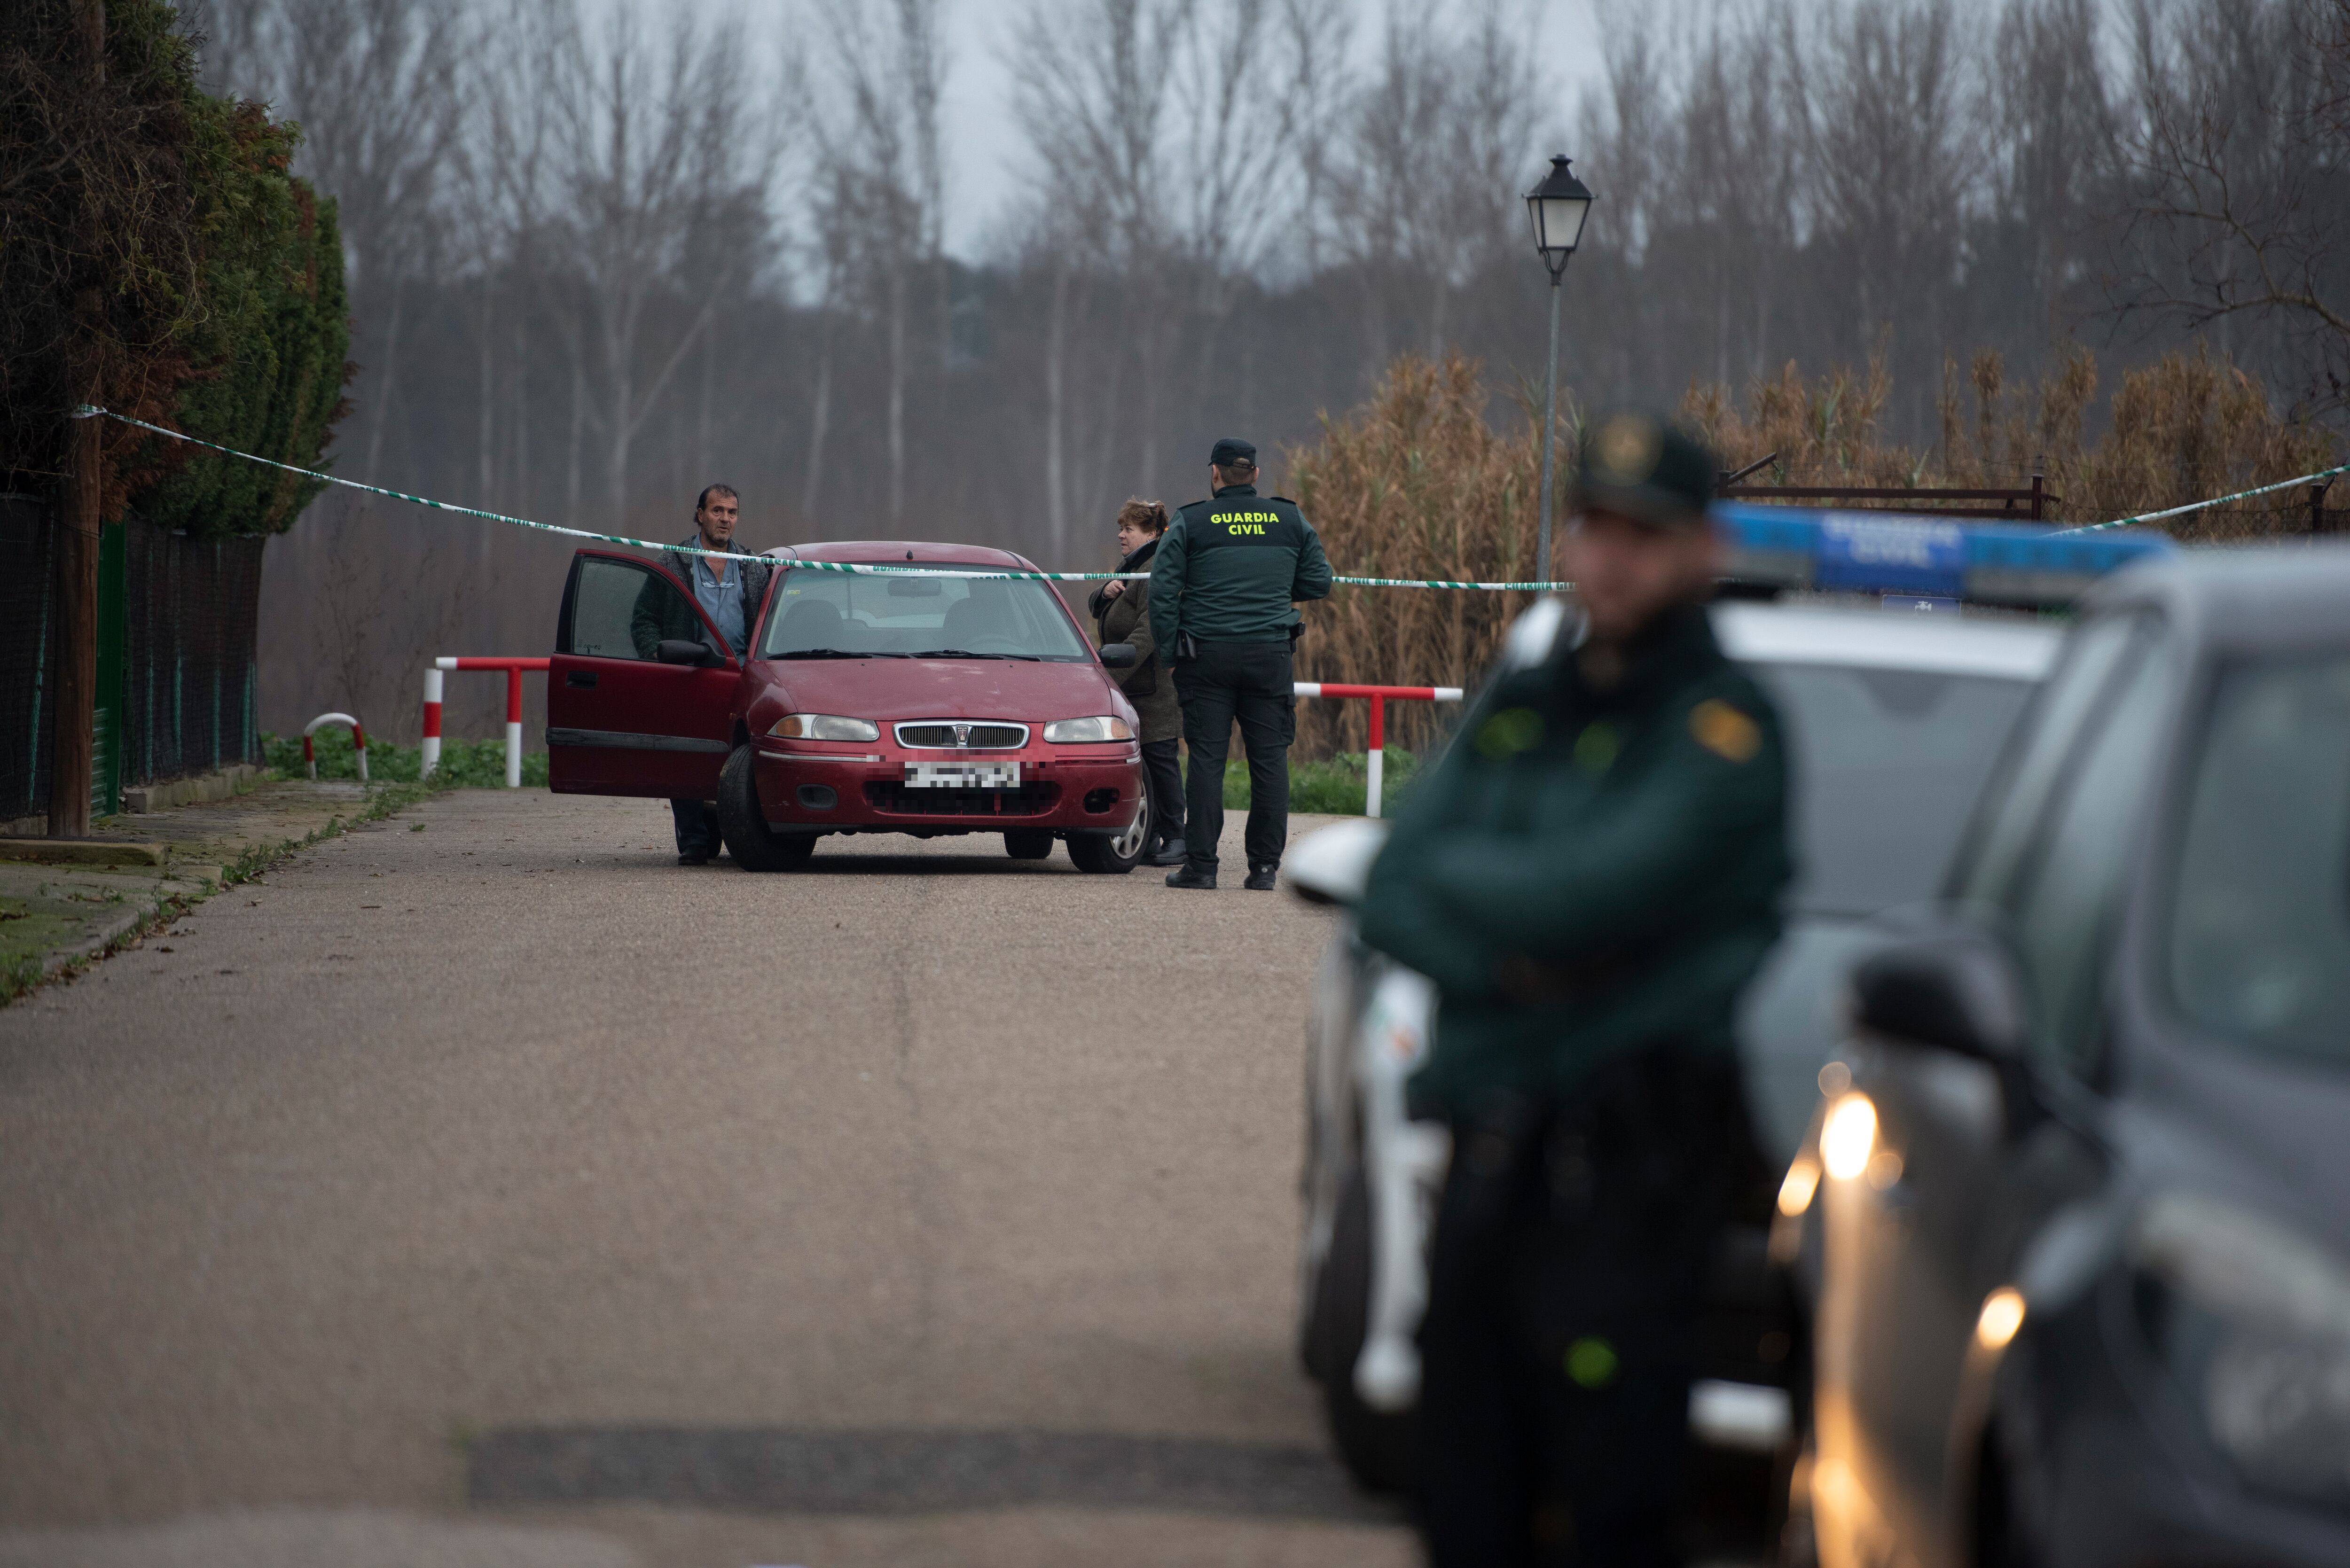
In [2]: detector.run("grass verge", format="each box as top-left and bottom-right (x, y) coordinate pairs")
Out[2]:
(0, 776), (444, 1007)
(1222, 748), (1422, 817)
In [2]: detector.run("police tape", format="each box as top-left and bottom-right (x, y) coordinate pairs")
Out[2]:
(68, 406), (1572, 590)
(2046, 460), (2350, 535)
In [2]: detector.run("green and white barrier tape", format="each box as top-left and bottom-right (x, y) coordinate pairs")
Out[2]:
(2047, 460), (2350, 535)
(69, 406), (1571, 589)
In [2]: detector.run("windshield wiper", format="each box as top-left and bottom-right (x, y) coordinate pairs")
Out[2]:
(909, 648), (1042, 661)
(775, 648), (908, 659)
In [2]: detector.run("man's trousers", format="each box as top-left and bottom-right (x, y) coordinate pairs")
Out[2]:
(1416, 1044), (1761, 1567)
(1172, 639), (1294, 872)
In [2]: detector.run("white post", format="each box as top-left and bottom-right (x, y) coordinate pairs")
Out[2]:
(420, 666), (444, 779)
(1365, 694), (1387, 820)
(505, 722), (522, 789)
(1366, 746), (1385, 820)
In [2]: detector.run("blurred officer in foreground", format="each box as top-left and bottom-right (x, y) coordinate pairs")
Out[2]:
(1150, 437), (1332, 890)
(631, 483), (772, 865)
(1357, 412), (1791, 1565)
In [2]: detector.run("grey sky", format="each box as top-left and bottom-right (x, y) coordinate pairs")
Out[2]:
(919, 0), (1608, 259)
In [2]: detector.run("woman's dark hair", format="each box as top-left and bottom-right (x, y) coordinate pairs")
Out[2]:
(1117, 497), (1170, 535)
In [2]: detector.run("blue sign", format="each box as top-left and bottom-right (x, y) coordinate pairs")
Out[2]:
(1814, 514), (1967, 596)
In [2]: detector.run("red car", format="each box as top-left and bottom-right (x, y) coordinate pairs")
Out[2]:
(548, 541), (1151, 872)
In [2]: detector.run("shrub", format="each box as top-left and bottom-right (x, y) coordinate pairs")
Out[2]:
(262, 727), (550, 789)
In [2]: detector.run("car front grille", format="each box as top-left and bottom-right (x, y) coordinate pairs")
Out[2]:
(894, 721), (1029, 750)
(864, 781), (1061, 817)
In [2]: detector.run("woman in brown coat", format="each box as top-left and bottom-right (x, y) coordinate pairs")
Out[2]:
(1089, 498), (1186, 867)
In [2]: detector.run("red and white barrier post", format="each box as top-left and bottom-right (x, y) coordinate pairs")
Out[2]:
(302, 712), (368, 781)
(420, 667), (444, 778)
(1292, 682), (1465, 819)
(421, 657), (549, 787)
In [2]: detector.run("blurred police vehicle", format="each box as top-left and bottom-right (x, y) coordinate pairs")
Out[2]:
(1288, 511), (2170, 1498)
(1782, 545), (2350, 1568)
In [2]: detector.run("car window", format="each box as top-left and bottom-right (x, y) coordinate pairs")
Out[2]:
(2007, 625), (2180, 1073)
(1747, 663), (2037, 916)
(1952, 614), (2142, 908)
(566, 556), (695, 660)
(762, 569), (1090, 661)
(2166, 654), (2350, 1066)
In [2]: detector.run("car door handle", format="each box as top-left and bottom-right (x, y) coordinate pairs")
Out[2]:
(566, 671), (597, 688)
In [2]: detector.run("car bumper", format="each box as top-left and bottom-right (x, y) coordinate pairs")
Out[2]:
(752, 741), (1145, 834)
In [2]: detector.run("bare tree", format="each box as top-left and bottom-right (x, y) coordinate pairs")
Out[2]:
(810, 0), (948, 527)
(545, 1), (767, 528)
(2111, 0), (2350, 406)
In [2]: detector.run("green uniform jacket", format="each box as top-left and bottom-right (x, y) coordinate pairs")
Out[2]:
(1357, 604), (1793, 1121)
(1148, 484), (1332, 648)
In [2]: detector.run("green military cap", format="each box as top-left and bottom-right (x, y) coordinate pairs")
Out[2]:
(1573, 408), (1717, 529)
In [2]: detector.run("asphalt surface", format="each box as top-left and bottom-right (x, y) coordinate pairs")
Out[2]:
(0, 790), (1414, 1568)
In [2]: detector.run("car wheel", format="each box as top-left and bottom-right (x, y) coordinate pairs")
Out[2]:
(1003, 828), (1054, 860)
(717, 745), (815, 872)
(1066, 793), (1148, 874)
(1308, 1162), (1415, 1495)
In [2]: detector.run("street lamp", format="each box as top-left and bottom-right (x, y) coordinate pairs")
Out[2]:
(1525, 155), (1593, 586)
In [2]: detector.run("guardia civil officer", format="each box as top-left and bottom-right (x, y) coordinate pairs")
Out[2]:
(1356, 412), (1791, 1566)
(1149, 437), (1333, 890)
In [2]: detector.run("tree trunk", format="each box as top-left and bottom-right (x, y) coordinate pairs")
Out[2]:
(1045, 258), (1070, 562)
(365, 278), (407, 484)
(887, 262), (908, 525)
(49, 0), (107, 838)
(803, 308), (833, 522)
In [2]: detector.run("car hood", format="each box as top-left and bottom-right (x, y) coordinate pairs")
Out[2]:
(750, 655), (1128, 725)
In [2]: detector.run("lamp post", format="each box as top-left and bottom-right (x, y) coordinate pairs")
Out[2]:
(1525, 155), (1593, 587)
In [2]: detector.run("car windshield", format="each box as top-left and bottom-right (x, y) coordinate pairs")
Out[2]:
(1748, 661), (2038, 918)
(761, 568), (1091, 661)
(2166, 654), (2350, 1065)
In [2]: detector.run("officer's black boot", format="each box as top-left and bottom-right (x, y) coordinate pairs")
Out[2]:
(1244, 862), (1279, 891)
(1164, 863), (1216, 889)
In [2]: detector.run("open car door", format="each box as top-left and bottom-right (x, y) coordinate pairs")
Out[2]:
(548, 549), (740, 798)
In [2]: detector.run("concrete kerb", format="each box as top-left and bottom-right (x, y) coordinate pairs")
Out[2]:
(0, 777), (447, 1006)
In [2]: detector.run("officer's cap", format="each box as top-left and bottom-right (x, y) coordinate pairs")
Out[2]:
(1573, 409), (1716, 529)
(1209, 437), (1258, 469)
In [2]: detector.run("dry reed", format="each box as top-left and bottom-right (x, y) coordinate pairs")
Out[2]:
(1278, 345), (2339, 757)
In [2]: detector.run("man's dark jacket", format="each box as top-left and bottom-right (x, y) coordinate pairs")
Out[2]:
(1147, 484), (1332, 647)
(1357, 603), (1792, 1121)
(629, 536), (774, 660)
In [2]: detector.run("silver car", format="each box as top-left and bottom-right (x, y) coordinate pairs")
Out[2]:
(1289, 595), (2061, 1497)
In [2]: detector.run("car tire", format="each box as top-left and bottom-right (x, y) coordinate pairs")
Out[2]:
(1003, 828), (1054, 860)
(1066, 794), (1148, 874)
(717, 745), (815, 872)
(1308, 1163), (1415, 1495)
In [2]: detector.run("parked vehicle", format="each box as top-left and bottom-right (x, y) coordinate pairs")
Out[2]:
(1291, 596), (2063, 1494)
(1783, 546), (2350, 1568)
(547, 543), (1150, 872)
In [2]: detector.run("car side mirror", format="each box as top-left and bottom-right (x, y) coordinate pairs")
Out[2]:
(1098, 642), (1137, 669)
(657, 639), (719, 667)
(1853, 928), (2028, 1065)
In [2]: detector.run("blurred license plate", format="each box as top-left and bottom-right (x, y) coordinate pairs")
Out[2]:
(904, 761), (1021, 788)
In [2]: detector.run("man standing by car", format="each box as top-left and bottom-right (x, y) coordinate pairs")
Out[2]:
(1149, 437), (1332, 891)
(1356, 412), (1791, 1564)
(632, 484), (773, 865)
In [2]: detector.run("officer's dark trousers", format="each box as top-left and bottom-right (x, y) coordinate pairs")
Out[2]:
(1416, 1044), (1757, 1568)
(1173, 639), (1294, 871)
(1139, 736), (1186, 847)
(671, 798), (720, 859)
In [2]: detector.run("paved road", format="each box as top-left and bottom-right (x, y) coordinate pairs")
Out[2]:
(0, 790), (1413, 1568)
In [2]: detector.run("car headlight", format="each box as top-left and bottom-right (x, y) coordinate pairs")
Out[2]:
(2130, 1191), (2350, 1506)
(769, 714), (879, 741)
(1042, 715), (1133, 743)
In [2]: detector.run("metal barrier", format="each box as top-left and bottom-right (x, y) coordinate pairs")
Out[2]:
(302, 712), (367, 782)
(1292, 682), (1465, 819)
(421, 657), (548, 788)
